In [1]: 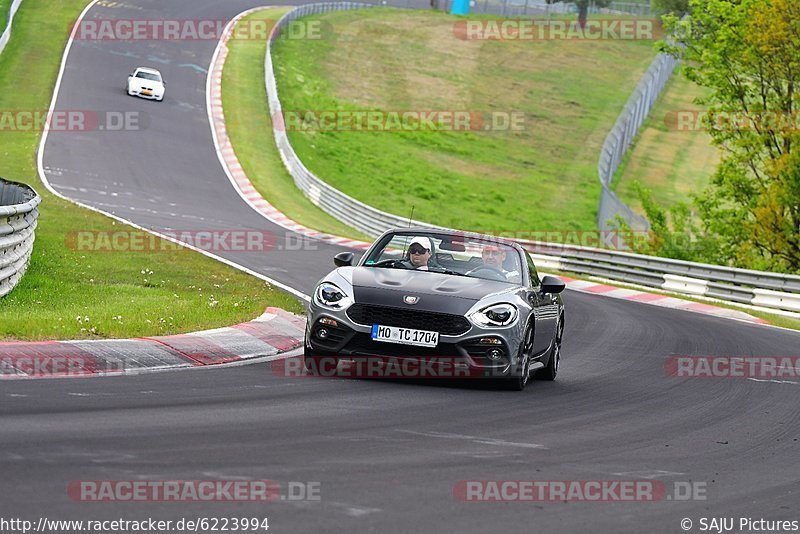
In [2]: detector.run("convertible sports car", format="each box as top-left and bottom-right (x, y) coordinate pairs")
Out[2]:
(304, 228), (566, 390)
(127, 67), (165, 101)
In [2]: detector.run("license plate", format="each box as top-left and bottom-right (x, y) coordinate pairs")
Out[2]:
(371, 324), (439, 347)
(141, 90), (152, 96)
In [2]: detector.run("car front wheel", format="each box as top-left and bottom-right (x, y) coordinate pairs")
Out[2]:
(302, 347), (323, 375)
(537, 317), (563, 381)
(501, 324), (533, 391)
(303, 346), (339, 377)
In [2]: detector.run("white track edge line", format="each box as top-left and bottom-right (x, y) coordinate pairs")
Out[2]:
(36, 0), (310, 303)
(205, 7), (345, 250)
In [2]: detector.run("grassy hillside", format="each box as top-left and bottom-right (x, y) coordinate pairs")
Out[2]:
(272, 8), (659, 232)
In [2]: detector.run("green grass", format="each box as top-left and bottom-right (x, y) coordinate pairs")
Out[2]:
(271, 8), (660, 233)
(222, 9), (370, 241)
(0, 0), (303, 341)
(0, 0), (11, 34)
(613, 68), (720, 213)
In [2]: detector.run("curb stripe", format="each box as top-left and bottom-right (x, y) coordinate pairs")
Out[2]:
(144, 335), (240, 366)
(232, 323), (302, 352)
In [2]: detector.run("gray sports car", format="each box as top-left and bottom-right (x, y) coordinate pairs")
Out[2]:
(304, 228), (565, 390)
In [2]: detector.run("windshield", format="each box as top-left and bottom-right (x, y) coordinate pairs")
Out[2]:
(135, 71), (162, 82)
(362, 232), (522, 284)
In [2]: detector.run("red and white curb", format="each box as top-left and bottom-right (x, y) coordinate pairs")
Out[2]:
(0, 308), (305, 379)
(207, 10), (769, 328)
(208, 8), (371, 252)
(0, 287), (766, 380)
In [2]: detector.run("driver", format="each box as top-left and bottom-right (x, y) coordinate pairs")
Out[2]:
(402, 236), (433, 270)
(472, 243), (521, 282)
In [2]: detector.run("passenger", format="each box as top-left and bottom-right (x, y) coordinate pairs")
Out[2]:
(471, 243), (521, 282)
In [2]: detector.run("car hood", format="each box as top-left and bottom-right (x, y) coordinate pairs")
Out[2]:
(350, 267), (514, 315)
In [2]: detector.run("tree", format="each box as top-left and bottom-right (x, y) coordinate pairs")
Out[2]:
(545, 0), (611, 28)
(573, 0), (611, 28)
(659, 0), (800, 272)
(617, 182), (723, 264)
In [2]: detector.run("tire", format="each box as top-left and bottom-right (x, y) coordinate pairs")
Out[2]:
(500, 324), (533, 391)
(303, 346), (323, 375)
(303, 347), (339, 376)
(537, 316), (563, 381)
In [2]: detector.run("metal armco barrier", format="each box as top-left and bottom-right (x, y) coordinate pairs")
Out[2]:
(527, 242), (800, 314)
(0, 178), (40, 298)
(264, 4), (800, 315)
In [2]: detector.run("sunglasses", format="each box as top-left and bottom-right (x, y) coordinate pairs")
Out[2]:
(409, 246), (428, 254)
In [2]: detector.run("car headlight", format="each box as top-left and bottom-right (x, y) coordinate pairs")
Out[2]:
(314, 282), (352, 309)
(471, 303), (518, 327)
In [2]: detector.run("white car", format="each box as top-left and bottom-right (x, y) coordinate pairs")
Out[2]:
(127, 67), (165, 101)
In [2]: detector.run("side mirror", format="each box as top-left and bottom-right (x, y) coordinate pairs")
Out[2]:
(540, 275), (565, 294)
(334, 252), (354, 267)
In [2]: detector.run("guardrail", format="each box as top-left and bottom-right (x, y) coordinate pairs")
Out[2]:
(264, 4), (800, 315)
(526, 242), (800, 314)
(0, 178), (40, 298)
(0, 0), (24, 57)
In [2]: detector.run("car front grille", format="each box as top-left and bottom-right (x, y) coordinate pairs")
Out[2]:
(343, 333), (461, 358)
(346, 303), (471, 336)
